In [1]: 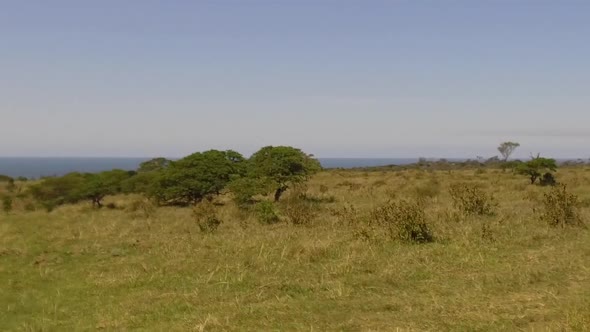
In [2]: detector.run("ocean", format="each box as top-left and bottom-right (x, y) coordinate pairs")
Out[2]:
(0, 157), (419, 179)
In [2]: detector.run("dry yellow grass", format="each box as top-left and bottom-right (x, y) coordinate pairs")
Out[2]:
(1, 167), (590, 330)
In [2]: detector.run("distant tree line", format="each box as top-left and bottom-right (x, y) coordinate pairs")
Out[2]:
(0, 141), (583, 213)
(21, 146), (321, 211)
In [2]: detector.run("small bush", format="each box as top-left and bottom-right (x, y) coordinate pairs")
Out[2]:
(255, 201), (280, 224)
(193, 201), (222, 233)
(370, 199), (434, 243)
(106, 202), (117, 209)
(541, 184), (584, 227)
(449, 183), (496, 216)
(319, 184), (329, 194)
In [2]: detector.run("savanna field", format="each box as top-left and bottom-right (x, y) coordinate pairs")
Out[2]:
(1, 167), (590, 331)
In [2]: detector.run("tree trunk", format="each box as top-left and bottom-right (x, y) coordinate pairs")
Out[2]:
(93, 198), (103, 208)
(274, 186), (287, 202)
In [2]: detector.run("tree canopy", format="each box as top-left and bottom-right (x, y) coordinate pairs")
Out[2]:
(249, 146), (321, 201)
(150, 150), (246, 205)
(137, 158), (171, 173)
(77, 169), (134, 207)
(497, 142), (520, 161)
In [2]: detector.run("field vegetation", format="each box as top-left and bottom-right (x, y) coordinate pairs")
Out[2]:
(1, 144), (590, 330)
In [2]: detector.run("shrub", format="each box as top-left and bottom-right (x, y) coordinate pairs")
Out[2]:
(370, 199), (434, 243)
(255, 201), (280, 224)
(193, 201), (222, 233)
(449, 183), (496, 216)
(540, 184), (584, 227)
(319, 184), (329, 194)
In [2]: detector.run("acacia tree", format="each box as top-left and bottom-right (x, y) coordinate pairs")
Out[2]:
(150, 150), (245, 205)
(122, 158), (172, 194)
(78, 169), (134, 207)
(516, 155), (557, 184)
(249, 146), (321, 201)
(137, 157), (171, 173)
(497, 142), (520, 161)
(29, 173), (86, 211)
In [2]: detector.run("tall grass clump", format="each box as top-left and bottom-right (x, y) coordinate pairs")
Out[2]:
(2, 195), (13, 214)
(541, 184), (584, 228)
(414, 178), (441, 200)
(193, 201), (222, 233)
(369, 199), (434, 243)
(449, 183), (496, 216)
(126, 198), (157, 219)
(281, 196), (318, 226)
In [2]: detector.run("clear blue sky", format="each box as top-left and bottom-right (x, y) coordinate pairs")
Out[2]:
(1, 0), (589, 158)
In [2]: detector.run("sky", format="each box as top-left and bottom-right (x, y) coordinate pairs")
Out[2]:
(1, 0), (589, 159)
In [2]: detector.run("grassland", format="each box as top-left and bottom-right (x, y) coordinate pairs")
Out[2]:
(1, 167), (590, 331)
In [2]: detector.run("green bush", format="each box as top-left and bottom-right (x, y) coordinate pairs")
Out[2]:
(255, 201), (280, 224)
(370, 199), (433, 243)
(449, 183), (496, 216)
(541, 184), (584, 228)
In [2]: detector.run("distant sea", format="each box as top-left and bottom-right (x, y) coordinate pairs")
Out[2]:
(0, 157), (420, 179)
